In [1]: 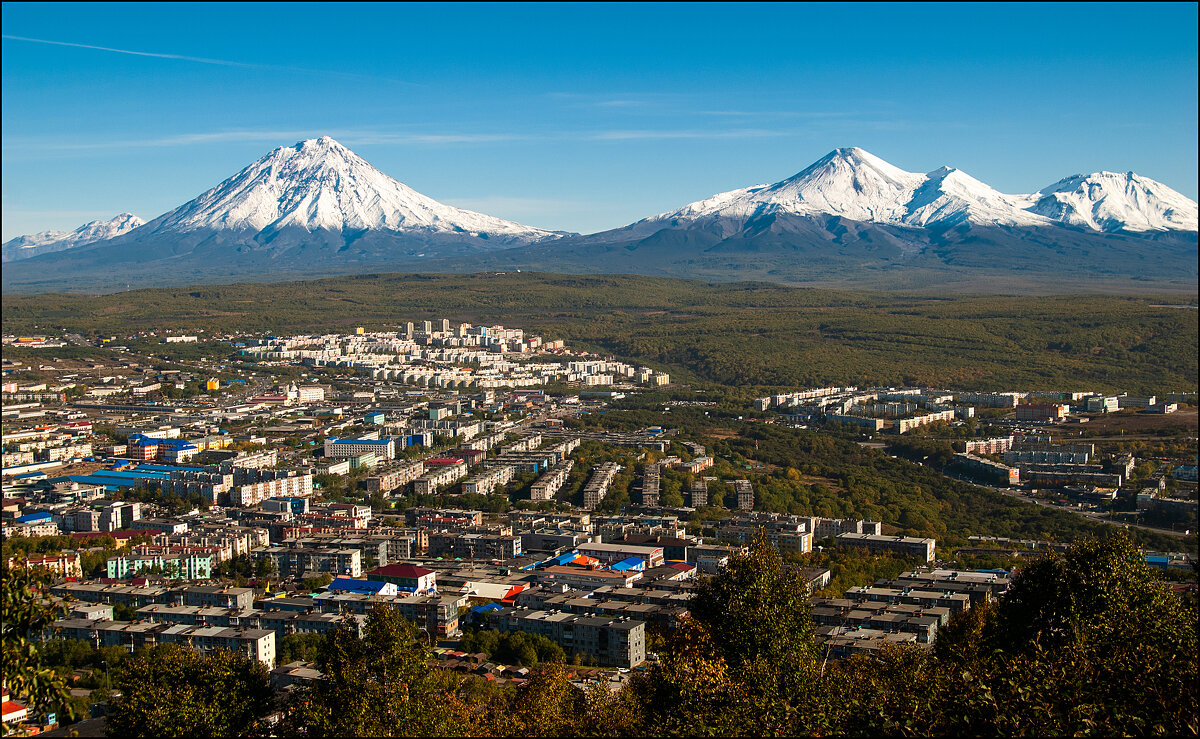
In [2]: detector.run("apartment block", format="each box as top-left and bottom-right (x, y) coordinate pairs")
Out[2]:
(1015, 404), (1069, 422)
(963, 437), (1014, 455)
(412, 461), (469, 495)
(157, 624), (276, 668)
(640, 465), (661, 507)
(486, 607), (646, 667)
(362, 461), (426, 493)
(252, 546), (362, 578)
(836, 533), (936, 563)
(732, 479), (754, 511)
(954, 453), (1021, 485)
(896, 411), (956, 434)
(582, 463), (622, 510)
(461, 465), (515, 495)
(530, 460), (574, 501)
(428, 532), (522, 561)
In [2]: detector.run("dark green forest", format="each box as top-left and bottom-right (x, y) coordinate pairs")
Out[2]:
(3, 272), (1196, 394)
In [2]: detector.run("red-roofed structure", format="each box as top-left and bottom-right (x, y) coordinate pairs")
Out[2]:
(366, 563), (436, 592)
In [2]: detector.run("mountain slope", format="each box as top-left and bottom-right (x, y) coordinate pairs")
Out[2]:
(2, 213), (144, 263)
(1028, 171), (1199, 233)
(424, 149), (1196, 293)
(2, 144), (1195, 293)
(2, 137), (568, 290)
(623, 147), (1195, 233)
(144, 136), (560, 243)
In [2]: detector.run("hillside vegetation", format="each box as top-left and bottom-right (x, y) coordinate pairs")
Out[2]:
(4, 273), (1195, 395)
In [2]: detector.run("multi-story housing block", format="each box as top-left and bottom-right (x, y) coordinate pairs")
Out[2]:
(1015, 403), (1069, 422)
(52, 618), (165, 652)
(461, 465), (515, 495)
(310, 592), (462, 638)
(361, 461), (426, 493)
(252, 546), (362, 578)
(177, 586), (256, 610)
(963, 437), (1014, 455)
(530, 460), (574, 501)
(732, 479), (754, 511)
(954, 453), (1021, 485)
(486, 608), (646, 668)
(155, 623), (275, 667)
(412, 461), (469, 495)
(640, 464), (661, 507)
(324, 438), (395, 460)
(582, 463), (622, 510)
(520, 528), (594, 552)
(896, 411), (957, 434)
(956, 392), (1021, 408)
(837, 533), (936, 562)
(428, 532), (522, 561)
(106, 546), (215, 580)
(232, 473), (313, 507)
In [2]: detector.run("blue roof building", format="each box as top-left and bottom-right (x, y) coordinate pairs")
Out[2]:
(327, 578), (398, 596)
(610, 557), (646, 572)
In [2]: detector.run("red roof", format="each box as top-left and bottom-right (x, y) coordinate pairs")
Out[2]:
(369, 563), (434, 579)
(2, 700), (28, 720)
(425, 458), (465, 466)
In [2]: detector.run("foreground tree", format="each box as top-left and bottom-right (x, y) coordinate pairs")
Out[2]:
(1, 560), (73, 734)
(934, 534), (1199, 735)
(106, 643), (274, 738)
(1, 559), (75, 734)
(824, 533), (1199, 736)
(282, 605), (470, 736)
(632, 534), (829, 736)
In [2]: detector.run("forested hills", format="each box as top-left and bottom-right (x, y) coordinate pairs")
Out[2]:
(4, 272), (1195, 395)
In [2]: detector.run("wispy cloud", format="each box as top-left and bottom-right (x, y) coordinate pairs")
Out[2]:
(4, 126), (809, 154)
(3, 34), (257, 66)
(593, 100), (648, 108)
(1, 34), (423, 86)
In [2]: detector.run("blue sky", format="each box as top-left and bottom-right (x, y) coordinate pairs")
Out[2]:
(3, 2), (1197, 239)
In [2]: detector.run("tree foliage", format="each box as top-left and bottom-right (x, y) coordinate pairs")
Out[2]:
(106, 643), (274, 738)
(1, 560), (73, 733)
(282, 606), (469, 737)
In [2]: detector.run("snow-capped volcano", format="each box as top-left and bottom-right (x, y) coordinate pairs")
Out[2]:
(2, 213), (145, 262)
(1028, 171), (1198, 233)
(635, 147), (1196, 234)
(141, 136), (562, 243)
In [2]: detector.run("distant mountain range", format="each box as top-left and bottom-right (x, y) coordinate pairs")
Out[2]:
(3, 138), (1195, 293)
(2, 213), (144, 263)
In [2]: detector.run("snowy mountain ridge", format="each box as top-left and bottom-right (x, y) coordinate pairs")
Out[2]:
(2, 213), (145, 263)
(638, 147), (1197, 234)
